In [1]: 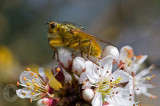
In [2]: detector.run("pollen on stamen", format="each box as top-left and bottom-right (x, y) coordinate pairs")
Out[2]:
(34, 83), (39, 88)
(152, 84), (158, 87)
(129, 98), (132, 101)
(49, 94), (54, 98)
(30, 99), (32, 103)
(145, 76), (152, 80)
(26, 68), (30, 71)
(150, 95), (157, 99)
(116, 91), (119, 94)
(30, 92), (35, 95)
(83, 81), (87, 85)
(136, 55), (143, 59)
(26, 82), (30, 86)
(22, 92), (26, 96)
(30, 72), (34, 76)
(42, 100), (47, 105)
(152, 75), (155, 78)
(34, 88), (38, 92)
(32, 79), (35, 83)
(56, 67), (61, 72)
(34, 75), (38, 78)
(28, 86), (32, 90)
(17, 81), (19, 86)
(23, 77), (27, 81)
(110, 84), (113, 88)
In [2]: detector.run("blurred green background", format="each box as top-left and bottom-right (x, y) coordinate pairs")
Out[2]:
(0, 0), (160, 106)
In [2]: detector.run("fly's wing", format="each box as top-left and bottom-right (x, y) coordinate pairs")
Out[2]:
(71, 30), (115, 46)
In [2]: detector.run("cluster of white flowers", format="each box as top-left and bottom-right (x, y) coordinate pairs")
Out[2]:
(16, 45), (157, 106)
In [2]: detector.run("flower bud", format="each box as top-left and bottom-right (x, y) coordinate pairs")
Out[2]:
(82, 88), (94, 101)
(57, 48), (72, 69)
(102, 46), (119, 61)
(37, 97), (58, 106)
(37, 97), (52, 106)
(72, 57), (86, 76)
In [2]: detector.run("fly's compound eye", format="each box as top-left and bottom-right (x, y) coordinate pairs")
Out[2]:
(50, 23), (56, 29)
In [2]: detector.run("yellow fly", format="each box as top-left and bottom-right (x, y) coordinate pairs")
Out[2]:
(47, 21), (113, 59)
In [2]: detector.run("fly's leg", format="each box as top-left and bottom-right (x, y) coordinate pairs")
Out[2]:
(80, 51), (84, 58)
(49, 44), (59, 62)
(68, 39), (81, 59)
(86, 39), (100, 66)
(48, 37), (64, 62)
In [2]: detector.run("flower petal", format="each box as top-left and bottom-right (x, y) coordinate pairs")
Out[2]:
(79, 72), (87, 84)
(20, 71), (32, 84)
(112, 70), (132, 83)
(136, 55), (148, 65)
(85, 61), (100, 83)
(100, 55), (113, 77)
(135, 65), (154, 80)
(58, 48), (72, 69)
(119, 45), (133, 63)
(39, 68), (46, 82)
(91, 92), (102, 106)
(72, 57), (86, 76)
(16, 88), (36, 99)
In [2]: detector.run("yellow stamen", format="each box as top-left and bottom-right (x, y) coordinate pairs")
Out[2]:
(34, 75), (38, 78)
(42, 100), (47, 104)
(26, 68), (30, 71)
(26, 82), (31, 86)
(23, 77), (27, 81)
(136, 55), (143, 59)
(30, 72), (34, 76)
(34, 88), (38, 92)
(30, 92), (35, 95)
(152, 75), (155, 78)
(28, 86), (32, 90)
(34, 83), (39, 88)
(32, 79), (35, 83)
(146, 77), (151, 80)
(56, 67), (61, 72)
(125, 59), (132, 65)
(83, 81), (87, 85)
(155, 96), (158, 99)
(124, 48), (134, 58)
(49, 94), (54, 98)
(30, 99), (32, 103)
(17, 81), (19, 86)
(22, 92), (26, 96)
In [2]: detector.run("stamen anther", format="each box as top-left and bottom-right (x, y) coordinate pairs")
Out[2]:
(17, 81), (19, 86)
(56, 67), (61, 72)
(26, 68), (30, 71)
